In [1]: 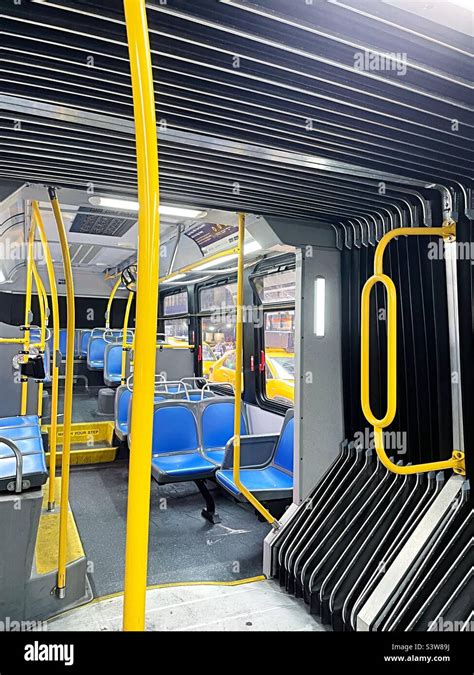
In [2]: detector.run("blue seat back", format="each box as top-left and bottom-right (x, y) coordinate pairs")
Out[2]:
(273, 416), (294, 474)
(152, 406), (198, 455)
(116, 387), (132, 431)
(104, 344), (123, 382)
(201, 401), (246, 450)
(87, 336), (107, 369)
(80, 330), (92, 358)
(59, 329), (68, 358)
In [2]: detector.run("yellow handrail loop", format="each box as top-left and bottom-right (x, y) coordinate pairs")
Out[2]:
(361, 222), (465, 477)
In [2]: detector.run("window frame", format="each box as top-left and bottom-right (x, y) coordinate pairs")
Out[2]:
(250, 256), (296, 414)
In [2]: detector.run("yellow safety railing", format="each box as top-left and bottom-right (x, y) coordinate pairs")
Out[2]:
(48, 188), (76, 596)
(361, 222), (465, 476)
(122, 0), (161, 631)
(121, 291), (134, 384)
(31, 201), (61, 510)
(232, 213), (279, 527)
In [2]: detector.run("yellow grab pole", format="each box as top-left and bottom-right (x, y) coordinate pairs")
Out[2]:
(106, 277), (122, 329)
(20, 225), (35, 415)
(232, 213), (277, 527)
(123, 0), (161, 631)
(48, 187), (76, 595)
(121, 292), (134, 384)
(32, 201), (61, 510)
(31, 260), (47, 420)
(361, 221), (465, 476)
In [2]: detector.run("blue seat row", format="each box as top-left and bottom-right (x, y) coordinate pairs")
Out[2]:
(114, 383), (214, 441)
(150, 398), (247, 485)
(0, 415), (48, 493)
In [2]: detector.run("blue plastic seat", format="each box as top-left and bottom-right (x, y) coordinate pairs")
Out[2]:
(200, 399), (247, 466)
(58, 328), (68, 358)
(0, 415), (39, 429)
(0, 416), (48, 492)
(150, 404), (216, 484)
(104, 344), (124, 387)
(216, 410), (294, 502)
(87, 335), (107, 370)
(79, 330), (92, 359)
(115, 387), (165, 440)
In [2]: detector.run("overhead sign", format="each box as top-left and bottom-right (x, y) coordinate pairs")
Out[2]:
(184, 222), (238, 257)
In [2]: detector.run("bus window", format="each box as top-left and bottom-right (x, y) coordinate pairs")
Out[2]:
(254, 267), (296, 408)
(164, 317), (190, 346)
(199, 281), (238, 383)
(263, 310), (295, 406)
(163, 290), (188, 316)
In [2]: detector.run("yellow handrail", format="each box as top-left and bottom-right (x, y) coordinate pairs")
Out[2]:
(232, 213), (278, 526)
(31, 200), (61, 511)
(160, 246), (240, 283)
(121, 291), (134, 384)
(48, 188), (76, 596)
(20, 224), (35, 415)
(106, 277), (123, 329)
(122, 0), (161, 632)
(31, 259), (47, 420)
(361, 222), (465, 476)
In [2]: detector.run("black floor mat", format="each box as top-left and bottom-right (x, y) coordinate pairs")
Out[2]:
(68, 462), (271, 597)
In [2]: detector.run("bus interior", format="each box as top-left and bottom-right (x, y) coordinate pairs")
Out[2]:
(0, 0), (472, 639)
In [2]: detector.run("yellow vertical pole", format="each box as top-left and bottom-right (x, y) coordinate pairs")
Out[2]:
(21, 228), (35, 415)
(122, 0), (161, 631)
(121, 292), (134, 384)
(232, 213), (277, 526)
(48, 187), (75, 596)
(32, 201), (61, 510)
(106, 277), (122, 329)
(31, 260), (47, 420)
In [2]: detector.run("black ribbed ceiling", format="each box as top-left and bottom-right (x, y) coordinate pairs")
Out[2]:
(0, 0), (472, 226)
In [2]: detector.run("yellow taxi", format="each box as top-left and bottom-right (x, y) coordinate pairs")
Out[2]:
(208, 348), (294, 404)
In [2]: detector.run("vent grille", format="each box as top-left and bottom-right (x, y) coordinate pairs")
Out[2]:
(70, 207), (136, 238)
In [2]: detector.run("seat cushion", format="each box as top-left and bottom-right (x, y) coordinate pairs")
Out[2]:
(216, 466), (293, 499)
(0, 415), (39, 429)
(152, 452), (216, 483)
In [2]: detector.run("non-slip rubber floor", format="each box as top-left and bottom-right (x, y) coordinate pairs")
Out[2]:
(68, 462), (271, 597)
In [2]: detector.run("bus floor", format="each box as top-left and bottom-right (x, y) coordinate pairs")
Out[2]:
(68, 462), (272, 598)
(42, 386), (114, 424)
(48, 578), (325, 632)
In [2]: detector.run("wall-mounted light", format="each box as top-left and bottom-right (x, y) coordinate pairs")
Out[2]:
(314, 277), (326, 338)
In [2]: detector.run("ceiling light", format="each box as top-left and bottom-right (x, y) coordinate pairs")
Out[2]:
(194, 253), (238, 271)
(244, 241), (262, 254)
(88, 196), (206, 219)
(0, 269), (6, 283)
(193, 242), (262, 272)
(165, 273), (186, 282)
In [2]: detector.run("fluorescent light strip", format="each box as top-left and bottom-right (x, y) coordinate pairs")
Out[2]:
(314, 277), (326, 337)
(88, 196), (206, 219)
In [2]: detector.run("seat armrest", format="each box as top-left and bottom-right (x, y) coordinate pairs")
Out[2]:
(221, 434), (280, 470)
